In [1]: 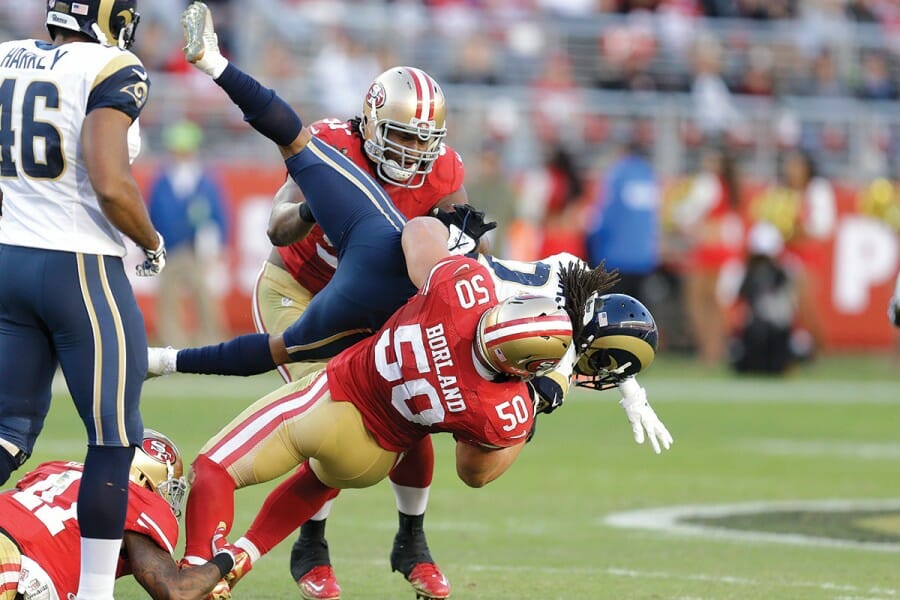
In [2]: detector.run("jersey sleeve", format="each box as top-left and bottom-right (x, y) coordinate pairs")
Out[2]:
(87, 52), (149, 121)
(428, 144), (465, 199)
(308, 118), (357, 145)
(457, 381), (535, 449)
(124, 484), (179, 557)
(419, 256), (485, 297)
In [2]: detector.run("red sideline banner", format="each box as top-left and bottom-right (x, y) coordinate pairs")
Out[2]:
(812, 186), (898, 348)
(130, 163), (899, 350)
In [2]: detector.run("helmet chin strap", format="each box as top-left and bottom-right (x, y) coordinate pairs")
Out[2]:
(90, 23), (111, 46)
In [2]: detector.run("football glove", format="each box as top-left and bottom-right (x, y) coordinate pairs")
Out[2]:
(181, 2), (229, 78)
(136, 234), (166, 277)
(432, 204), (497, 255)
(617, 377), (673, 454)
(211, 522), (252, 588)
(527, 375), (565, 415)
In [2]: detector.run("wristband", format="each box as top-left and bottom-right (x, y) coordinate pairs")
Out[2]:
(298, 202), (316, 223)
(210, 553), (234, 579)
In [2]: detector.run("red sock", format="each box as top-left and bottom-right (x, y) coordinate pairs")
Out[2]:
(244, 462), (338, 556)
(389, 436), (434, 488)
(183, 454), (236, 561)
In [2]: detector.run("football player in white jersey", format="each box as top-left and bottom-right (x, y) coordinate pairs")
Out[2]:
(474, 252), (671, 451)
(0, 2), (166, 599)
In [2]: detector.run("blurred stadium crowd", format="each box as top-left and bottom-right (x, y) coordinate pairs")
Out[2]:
(4, 0), (900, 176)
(3, 0), (896, 363)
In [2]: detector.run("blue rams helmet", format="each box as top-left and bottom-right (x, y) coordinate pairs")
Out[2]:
(46, 0), (141, 50)
(574, 293), (658, 390)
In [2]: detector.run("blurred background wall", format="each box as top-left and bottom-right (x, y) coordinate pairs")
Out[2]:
(3, 0), (896, 357)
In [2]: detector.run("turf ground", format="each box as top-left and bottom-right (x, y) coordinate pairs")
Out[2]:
(32, 351), (900, 599)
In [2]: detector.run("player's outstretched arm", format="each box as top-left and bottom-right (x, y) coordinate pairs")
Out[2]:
(181, 1), (307, 159)
(124, 531), (239, 600)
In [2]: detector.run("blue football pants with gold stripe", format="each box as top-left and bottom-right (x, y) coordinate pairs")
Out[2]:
(0, 245), (145, 476)
(278, 138), (417, 362)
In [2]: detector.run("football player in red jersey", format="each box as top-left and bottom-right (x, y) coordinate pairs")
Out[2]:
(158, 5), (670, 599)
(0, 429), (246, 600)
(171, 215), (619, 597)
(255, 68), (466, 600)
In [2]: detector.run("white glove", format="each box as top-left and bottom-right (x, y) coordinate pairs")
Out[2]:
(181, 2), (229, 78)
(136, 234), (166, 277)
(617, 377), (673, 454)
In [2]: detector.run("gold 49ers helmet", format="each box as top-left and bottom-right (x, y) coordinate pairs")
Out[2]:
(574, 293), (658, 390)
(46, 0), (141, 49)
(360, 66), (448, 189)
(130, 429), (187, 518)
(475, 295), (573, 378)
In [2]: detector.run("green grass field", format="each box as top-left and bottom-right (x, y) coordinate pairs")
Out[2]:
(32, 352), (900, 599)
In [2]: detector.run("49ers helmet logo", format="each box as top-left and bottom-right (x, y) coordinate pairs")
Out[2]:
(366, 82), (386, 109)
(142, 438), (176, 464)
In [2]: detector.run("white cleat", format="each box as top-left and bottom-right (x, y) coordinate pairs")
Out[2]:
(180, 2), (228, 77)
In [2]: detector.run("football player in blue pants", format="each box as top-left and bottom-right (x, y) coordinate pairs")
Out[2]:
(148, 5), (448, 381)
(0, 2), (167, 598)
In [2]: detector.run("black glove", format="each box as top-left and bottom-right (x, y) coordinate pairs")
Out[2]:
(527, 375), (565, 415)
(432, 204), (497, 254)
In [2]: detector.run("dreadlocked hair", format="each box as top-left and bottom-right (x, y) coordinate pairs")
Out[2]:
(559, 261), (619, 342)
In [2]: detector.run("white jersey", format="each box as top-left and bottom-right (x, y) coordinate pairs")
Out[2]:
(478, 252), (587, 379)
(0, 39), (149, 256)
(477, 252), (586, 307)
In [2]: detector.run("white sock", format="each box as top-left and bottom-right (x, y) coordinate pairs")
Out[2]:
(391, 483), (430, 516)
(234, 537), (261, 563)
(310, 498), (334, 521)
(75, 537), (122, 600)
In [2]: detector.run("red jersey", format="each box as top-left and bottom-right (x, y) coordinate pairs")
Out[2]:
(277, 118), (465, 294)
(327, 256), (534, 452)
(1, 461), (178, 598)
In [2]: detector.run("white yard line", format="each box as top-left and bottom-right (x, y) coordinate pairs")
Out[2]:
(604, 499), (900, 554)
(745, 438), (900, 459)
